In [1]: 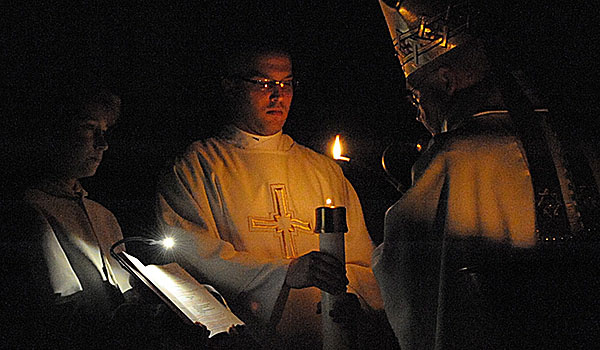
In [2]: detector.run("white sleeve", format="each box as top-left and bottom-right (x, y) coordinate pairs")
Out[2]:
(156, 152), (290, 324)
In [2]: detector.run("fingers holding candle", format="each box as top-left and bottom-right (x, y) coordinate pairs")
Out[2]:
(284, 251), (348, 295)
(311, 252), (348, 294)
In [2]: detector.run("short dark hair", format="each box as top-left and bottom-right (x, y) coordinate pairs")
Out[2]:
(52, 85), (121, 127)
(78, 89), (121, 126)
(31, 82), (121, 161)
(21, 78), (121, 135)
(217, 40), (292, 78)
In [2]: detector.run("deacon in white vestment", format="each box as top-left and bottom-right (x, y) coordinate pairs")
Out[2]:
(156, 45), (383, 346)
(158, 127), (380, 333)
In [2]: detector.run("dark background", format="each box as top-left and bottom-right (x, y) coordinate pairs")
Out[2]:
(3, 1), (599, 244)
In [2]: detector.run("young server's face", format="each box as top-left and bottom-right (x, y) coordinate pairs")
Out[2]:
(229, 52), (294, 136)
(59, 106), (111, 180)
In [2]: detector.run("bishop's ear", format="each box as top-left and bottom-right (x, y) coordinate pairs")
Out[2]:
(437, 67), (458, 96)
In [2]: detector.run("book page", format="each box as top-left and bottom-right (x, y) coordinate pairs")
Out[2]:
(120, 252), (244, 337)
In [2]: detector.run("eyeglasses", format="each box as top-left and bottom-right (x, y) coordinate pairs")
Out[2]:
(406, 89), (420, 108)
(406, 88), (425, 122)
(237, 77), (297, 94)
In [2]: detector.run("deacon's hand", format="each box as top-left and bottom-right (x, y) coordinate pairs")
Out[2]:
(284, 251), (348, 295)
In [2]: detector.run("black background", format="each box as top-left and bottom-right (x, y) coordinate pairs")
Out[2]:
(3, 1), (599, 243)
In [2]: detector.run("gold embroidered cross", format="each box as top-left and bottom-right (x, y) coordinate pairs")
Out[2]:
(249, 184), (312, 259)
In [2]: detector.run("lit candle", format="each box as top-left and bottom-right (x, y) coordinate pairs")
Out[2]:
(315, 205), (348, 235)
(332, 134), (350, 162)
(315, 203), (350, 350)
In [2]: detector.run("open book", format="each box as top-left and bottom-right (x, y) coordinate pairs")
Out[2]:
(113, 251), (244, 338)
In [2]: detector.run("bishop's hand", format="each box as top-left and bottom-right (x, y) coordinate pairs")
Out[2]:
(329, 292), (363, 326)
(315, 292), (363, 325)
(321, 293), (401, 349)
(284, 251), (348, 295)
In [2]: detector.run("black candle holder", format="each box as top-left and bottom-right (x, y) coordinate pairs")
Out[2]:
(315, 206), (348, 234)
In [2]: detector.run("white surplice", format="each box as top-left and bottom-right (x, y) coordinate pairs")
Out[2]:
(24, 180), (132, 297)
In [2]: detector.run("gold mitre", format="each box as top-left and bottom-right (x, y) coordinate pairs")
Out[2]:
(379, 0), (474, 78)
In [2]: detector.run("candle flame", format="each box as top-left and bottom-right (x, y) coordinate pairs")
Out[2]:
(325, 198), (335, 208)
(332, 135), (350, 161)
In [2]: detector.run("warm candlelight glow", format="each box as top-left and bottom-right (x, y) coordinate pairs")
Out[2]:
(326, 198), (333, 206)
(332, 135), (350, 162)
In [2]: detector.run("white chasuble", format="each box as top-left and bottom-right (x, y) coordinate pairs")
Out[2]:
(157, 127), (381, 339)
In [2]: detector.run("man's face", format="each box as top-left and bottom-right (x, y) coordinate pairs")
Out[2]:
(409, 86), (448, 135)
(228, 53), (294, 136)
(58, 107), (111, 180)
(408, 72), (451, 135)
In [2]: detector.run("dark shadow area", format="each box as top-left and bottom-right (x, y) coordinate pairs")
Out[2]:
(3, 0), (598, 245)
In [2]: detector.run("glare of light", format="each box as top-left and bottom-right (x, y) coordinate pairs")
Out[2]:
(332, 135), (350, 161)
(416, 143), (422, 152)
(325, 198), (333, 206)
(399, 8), (418, 23)
(161, 237), (175, 249)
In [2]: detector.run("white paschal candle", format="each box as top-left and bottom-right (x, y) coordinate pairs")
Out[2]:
(315, 205), (351, 350)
